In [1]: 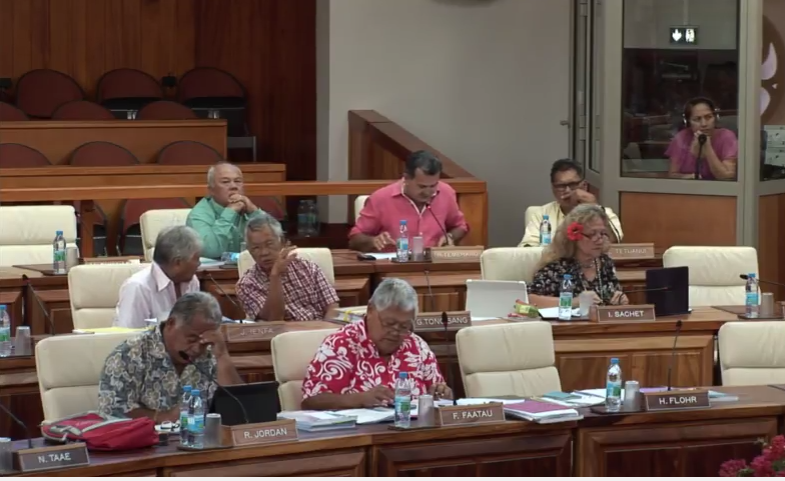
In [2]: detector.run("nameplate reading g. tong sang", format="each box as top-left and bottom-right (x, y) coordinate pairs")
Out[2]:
(590, 305), (656, 323)
(413, 311), (472, 332)
(222, 419), (298, 447)
(437, 402), (505, 426)
(222, 322), (286, 342)
(608, 243), (655, 260)
(429, 246), (484, 263)
(14, 443), (90, 473)
(640, 389), (710, 411)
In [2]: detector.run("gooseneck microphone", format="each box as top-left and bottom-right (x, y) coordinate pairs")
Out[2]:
(206, 272), (245, 321)
(740, 274), (785, 290)
(424, 270), (435, 312)
(426, 204), (451, 246)
(695, 134), (707, 180)
(666, 320), (683, 392)
(178, 351), (249, 425)
(440, 312), (457, 406)
(22, 274), (56, 336)
(0, 401), (34, 448)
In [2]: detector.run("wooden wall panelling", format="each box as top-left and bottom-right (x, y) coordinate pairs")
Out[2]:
(164, 450), (366, 477)
(619, 192), (737, 248)
(758, 193), (785, 301)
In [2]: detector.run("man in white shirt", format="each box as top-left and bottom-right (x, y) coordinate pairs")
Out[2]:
(114, 226), (202, 328)
(519, 159), (623, 246)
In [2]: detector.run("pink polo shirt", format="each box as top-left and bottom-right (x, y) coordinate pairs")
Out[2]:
(349, 180), (469, 249)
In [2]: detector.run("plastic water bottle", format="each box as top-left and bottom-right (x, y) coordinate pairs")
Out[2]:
(179, 385), (193, 447)
(307, 200), (319, 236)
(53, 231), (66, 275)
(393, 372), (412, 428)
(558, 275), (574, 321)
(0, 306), (11, 357)
(396, 220), (410, 262)
(540, 215), (552, 245)
(605, 358), (622, 412)
(188, 389), (205, 448)
(745, 273), (759, 319)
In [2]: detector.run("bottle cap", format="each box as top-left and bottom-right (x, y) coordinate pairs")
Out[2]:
(400, 220), (407, 225)
(56, 230), (63, 235)
(183, 385), (192, 391)
(191, 389), (200, 396)
(748, 273), (756, 278)
(399, 372), (408, 379)
(563, 274), (572, 279)
(543, 215), (549, 219)
(610, 357), (619, 364)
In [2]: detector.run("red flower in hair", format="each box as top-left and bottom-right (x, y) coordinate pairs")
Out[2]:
(566, 222), (584, 242)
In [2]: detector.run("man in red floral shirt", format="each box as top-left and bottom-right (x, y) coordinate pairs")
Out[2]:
(301, 278), (452, 410)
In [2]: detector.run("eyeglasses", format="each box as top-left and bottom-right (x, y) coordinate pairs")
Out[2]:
(552, 181), (584, 192)
(582, 231), (609, 242)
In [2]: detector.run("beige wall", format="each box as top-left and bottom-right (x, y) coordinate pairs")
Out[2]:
(317, 0), (572, 246)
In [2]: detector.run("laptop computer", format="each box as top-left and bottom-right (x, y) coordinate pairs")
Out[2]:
(210, 381), (280, 426)
(465, 279), (529, 319)
(646, 267), (690, 317)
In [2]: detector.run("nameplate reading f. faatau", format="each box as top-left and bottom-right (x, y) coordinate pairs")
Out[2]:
(608, 243), (655, 260)
(14, 443), (90, 473)
(437, 402), (505, 426)
(222, 419), (298, 447)
(640, 389), (710, 411)
(590, 305), (656, 323)
(413, 311), (471, 332)
(222, 322), (286, 342)
(429, 246), (484, 263)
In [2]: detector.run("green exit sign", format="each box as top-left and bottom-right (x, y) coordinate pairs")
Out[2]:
(669, 26), (699, 45)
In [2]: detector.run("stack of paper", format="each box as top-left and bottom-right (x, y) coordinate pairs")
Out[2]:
(277, 411), (357, 432)
(72, 326), (147, 335)
(502, 400), (582, 424)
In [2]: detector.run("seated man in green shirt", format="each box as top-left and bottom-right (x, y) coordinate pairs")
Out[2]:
(187, 162), (266, 259)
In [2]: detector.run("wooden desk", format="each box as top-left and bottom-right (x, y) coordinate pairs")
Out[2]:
(0, 120), (227, 164)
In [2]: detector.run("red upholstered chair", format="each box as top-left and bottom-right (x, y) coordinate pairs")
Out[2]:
(96, 68), (163, 113)
(119, 198), (190, 256)
(69, 141), (139, 167)
(157, 140), (224, 165)
(52, 100), (115, 121)
(15, 69), (84, 118)
(0, 102), (29, 121)
(136, 100), (197, 120)
(0, 143), (50, 168)
(177, 68), (248, 138)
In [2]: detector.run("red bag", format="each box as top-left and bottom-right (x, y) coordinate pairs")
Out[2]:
(41, 412), (158, 451)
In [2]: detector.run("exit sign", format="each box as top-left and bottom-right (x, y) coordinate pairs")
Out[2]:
(669, 26), (699, 45)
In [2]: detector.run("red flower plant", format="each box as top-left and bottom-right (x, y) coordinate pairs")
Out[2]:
(720, 435), (785, 476)
(566, 222), (584, 242)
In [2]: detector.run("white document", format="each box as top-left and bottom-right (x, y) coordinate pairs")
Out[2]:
(333, 399), (454, 424)
(457, 398), (526, 406)
(538, 307), (581, 319)
(365, 253), (398, 261)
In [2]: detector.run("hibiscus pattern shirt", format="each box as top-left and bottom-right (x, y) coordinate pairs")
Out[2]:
(302, 319), (445, 399)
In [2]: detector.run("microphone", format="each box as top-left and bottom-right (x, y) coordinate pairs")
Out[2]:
(622, 286), (671, 296)
(441, 312), (457, 406)
(178, 351), (249, 425)
(0, 401), (34, 448)
(739, 274), (785, 290)
(22, 274), (56, 336)
(695, 134), (707, 180)
(666, 320), (683, 392)
(424, 270), (435, 312)
(206, 273), (245, 322)
(426, 204), (451, 246)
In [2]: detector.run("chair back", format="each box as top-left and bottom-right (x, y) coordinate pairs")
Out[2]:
(0, 206), (77, 266)
(68, 263), (145, 329)
(16, 69), (84, 118)
(480, 247), (544, 283)
(663, 246), (758, 306)
(70, 141), (139, 166)
(157, 140), (224, 165)
(456, 322), (561, 397)
(0, 143), (51, 168)
(178, 68), (246, 102)
(97, 68), (163, 103)
(271, 329), (339, 411)
(52, 100), (115, 120)
(139, 209), (192, 261)
(137, 100), (197, 120)
(0, 101), (29, 121)
(36, 332), (138, 419)
(354, 195), (369, 221)
(719, 321), (785, 385)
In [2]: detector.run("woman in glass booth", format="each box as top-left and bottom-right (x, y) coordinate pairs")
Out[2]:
(666, 97), (738, 181)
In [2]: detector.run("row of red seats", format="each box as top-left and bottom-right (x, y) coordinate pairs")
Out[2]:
(0, 99), (199, 121)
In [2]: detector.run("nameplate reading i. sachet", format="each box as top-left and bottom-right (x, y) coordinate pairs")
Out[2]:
(222, 322), (286, 342)
(590, 305), (656, 323)
(437, 402), (505, 426)
(413, 311), (472, 332)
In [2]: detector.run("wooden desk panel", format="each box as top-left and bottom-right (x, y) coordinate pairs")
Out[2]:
(0, 120), (227, 164)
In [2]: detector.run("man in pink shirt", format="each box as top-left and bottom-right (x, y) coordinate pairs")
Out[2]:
(349, 151), (469, 252)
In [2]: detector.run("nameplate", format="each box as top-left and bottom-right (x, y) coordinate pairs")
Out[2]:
(14, 443), (90, 473)
(429, 246), (484, 263)
(413, 311), (472, 332)
(608, 243), (655, 260)
(222, 322), (286, 342)
(640, 389), (710, 411)
(590, 305), (656, 323)
(437, 402), (505, 426)
(222, 419), (298, 447)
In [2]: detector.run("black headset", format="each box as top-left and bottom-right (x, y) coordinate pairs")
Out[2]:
(682, 96), (720, 126)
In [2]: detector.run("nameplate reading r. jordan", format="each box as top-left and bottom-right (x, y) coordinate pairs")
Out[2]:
(609, 243), (655, 260)
(223, 322), (286, 342)
(14, 443), (90, 473)
(413, 311), (472, 332)
(430, 246), (484, 263)
(437, 402), (505, 426)
(641, 389), (710, 411)
(224, 419), (299, 447)
(590, 305), (656, 323)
